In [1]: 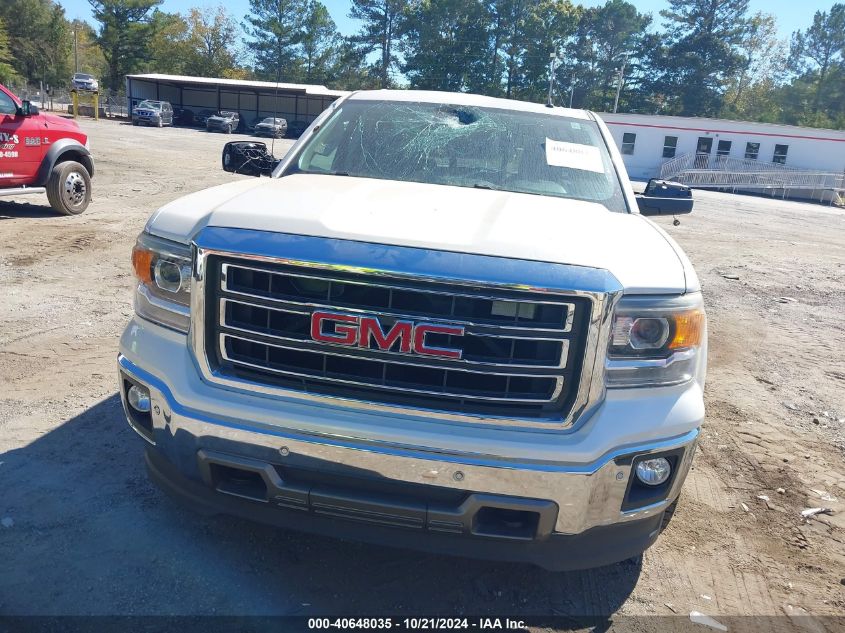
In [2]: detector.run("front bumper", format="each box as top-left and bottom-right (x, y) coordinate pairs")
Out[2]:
(117, 313), (700, 568)
(144, 444), (667, 571)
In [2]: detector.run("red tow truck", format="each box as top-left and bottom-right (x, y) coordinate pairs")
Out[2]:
(0, 83), (94, 215)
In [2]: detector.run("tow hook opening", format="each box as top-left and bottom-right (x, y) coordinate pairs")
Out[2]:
(209, 464), (268, 502)
(472, 507), (541, 540)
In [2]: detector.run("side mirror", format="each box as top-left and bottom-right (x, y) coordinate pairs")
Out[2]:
(222, 141), (279, 177)
(18, 100), (38, 117)
(636, 178), (694, 216)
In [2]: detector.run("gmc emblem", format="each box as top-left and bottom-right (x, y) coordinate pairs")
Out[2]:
(310, 311), (465, 359)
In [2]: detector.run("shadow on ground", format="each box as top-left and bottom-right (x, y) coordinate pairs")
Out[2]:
(0, 394), (641, 617)
(0, 200), (58, 219)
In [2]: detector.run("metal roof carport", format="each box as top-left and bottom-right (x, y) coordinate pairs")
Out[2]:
(125, 73), (349, 128)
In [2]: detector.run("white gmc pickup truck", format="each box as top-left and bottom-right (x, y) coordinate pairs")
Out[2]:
(118, 90), (706, 570)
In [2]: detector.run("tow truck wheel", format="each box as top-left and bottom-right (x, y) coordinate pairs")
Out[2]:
(46, 161), (91, 215)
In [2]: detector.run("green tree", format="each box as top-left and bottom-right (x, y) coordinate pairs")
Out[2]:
(648, 0), (752, 116)
(183, 6), (241, 77)
(146, 10), (190, 75)
(501, 0), (580, 102)
(323, 38), (380, 89)
(349, 0), (408, 87)
(243, 0), (305, 80)
(0, 0), (72, 89)
(299, 0), (338, 83)
(721, 13), (786, 119)
(789, 4), (845, 114)
(89, 0), (162, 90)
(400, 0), (491, 92)
(563, 0), (648, 110)
(0, 18), (17, 85)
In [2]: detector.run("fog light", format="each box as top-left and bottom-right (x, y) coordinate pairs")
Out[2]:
(127, 385), (151, 413)
(635, 457), (671, 486)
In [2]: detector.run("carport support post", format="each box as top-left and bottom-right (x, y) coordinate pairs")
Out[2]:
(217, 84), (221, 113)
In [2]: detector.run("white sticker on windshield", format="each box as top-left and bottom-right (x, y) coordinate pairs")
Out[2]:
(545, 138), (604, 173)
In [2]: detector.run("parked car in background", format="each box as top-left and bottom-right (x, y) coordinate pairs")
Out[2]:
(71, 73), (98, 92)
(132, 100), (174, 127)
(173, 107), (195, 126)
(286, 119), (308, 138)
(253, 117), (287, 138)
(206, 111), (240, 134)
(195, 109), (217, 127)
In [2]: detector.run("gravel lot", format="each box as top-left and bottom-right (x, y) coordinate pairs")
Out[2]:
(0, 118), (843, 623)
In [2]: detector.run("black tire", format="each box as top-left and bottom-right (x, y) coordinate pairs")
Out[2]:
(157, 118), (163, 128)
(46, 160), (91, 215)
(132, 120), (139, 126)
(225, 124), (233, 134)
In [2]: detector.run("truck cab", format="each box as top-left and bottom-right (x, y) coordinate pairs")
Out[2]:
(0, 83), (94, 214)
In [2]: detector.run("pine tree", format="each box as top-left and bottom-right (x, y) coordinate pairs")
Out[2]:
(348, 0), (408, 87)
(243, 0), (306, 80)
(89, 0), (162, 90)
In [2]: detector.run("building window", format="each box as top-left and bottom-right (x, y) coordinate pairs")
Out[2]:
(621, 132), (636, 155)
(662, 136), (678, 158)
(717, 140), (732, 157)
(745, 142), (760, 160)
(773, 144), (788, 164)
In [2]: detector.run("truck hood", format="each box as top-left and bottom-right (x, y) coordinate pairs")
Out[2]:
(42, 113), (83, 131)
(147, 174), (694, 294)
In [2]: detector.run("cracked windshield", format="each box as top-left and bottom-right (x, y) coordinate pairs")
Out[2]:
(295, 101), (627, 213)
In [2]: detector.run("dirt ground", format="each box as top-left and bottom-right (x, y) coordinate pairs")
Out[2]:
(0, 118), (843, 626)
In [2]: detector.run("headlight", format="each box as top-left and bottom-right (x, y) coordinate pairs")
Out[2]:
(131, 232), (191, 332)
(605, 293), (706, 388)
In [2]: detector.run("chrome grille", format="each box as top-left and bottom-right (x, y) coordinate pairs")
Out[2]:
(205, 257), (593, 419)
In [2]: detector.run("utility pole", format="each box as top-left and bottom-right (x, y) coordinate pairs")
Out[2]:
(568, 71), (575, 108)
(613, 53), (628, 114)
(547, 52), (561, 107)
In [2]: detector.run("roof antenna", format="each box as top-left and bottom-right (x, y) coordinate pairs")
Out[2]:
(270, 52), (282, 158)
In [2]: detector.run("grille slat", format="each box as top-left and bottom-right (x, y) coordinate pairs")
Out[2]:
(207, 258), (591, 419)
(222, 263), (576, 334)
(222, 334), (563, 403)
(220, 298), (570, 370)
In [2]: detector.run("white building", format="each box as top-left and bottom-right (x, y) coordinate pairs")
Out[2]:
(600, 112), (845, 181)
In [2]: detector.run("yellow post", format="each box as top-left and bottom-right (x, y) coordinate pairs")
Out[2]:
(93, 91), (99, 121)
(71, 90), (78, 119)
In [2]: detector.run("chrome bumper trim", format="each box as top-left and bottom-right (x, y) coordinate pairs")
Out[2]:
(118, 353), (698, 534)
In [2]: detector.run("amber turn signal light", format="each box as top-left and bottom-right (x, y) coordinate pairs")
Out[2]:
(131, 245), (153, 284)
(668, 310), (705, 350)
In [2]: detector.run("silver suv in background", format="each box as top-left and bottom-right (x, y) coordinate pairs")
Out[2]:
(132, 100), (174, 127)
(253, 117), (288, 138)
(206, 111), (240, 134)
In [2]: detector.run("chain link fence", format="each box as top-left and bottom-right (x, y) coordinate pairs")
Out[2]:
(5, 82), (129, 118)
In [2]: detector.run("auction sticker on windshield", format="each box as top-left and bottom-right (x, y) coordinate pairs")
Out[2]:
(545, 138), (604, 173)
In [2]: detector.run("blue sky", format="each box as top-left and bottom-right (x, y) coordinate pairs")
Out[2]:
(60, 0), (832, 42)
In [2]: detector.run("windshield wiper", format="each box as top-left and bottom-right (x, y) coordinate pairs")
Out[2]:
(472, 183), (502, 191)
